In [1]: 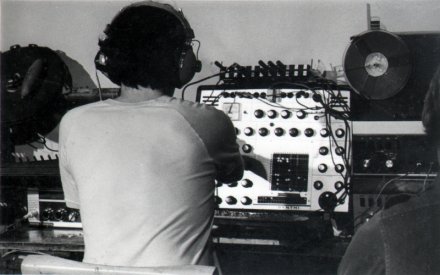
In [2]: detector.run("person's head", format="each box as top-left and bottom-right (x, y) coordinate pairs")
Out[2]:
(94, 1), (201, 93)
(422, 66), (440, 156)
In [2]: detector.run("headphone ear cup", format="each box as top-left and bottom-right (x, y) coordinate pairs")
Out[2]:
(176, 46), (201, 88)
(94, 50), (122, 85)
(95, 51), (108, 75)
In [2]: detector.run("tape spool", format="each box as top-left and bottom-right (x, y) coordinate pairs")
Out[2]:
(343, 30), (412, 100)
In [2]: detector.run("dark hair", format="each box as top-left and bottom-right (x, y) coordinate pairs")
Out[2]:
(422, 65), (440, 144)
(98, 4), (187, 90)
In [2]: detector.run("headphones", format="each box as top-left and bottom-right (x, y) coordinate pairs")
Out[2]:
(94, 1), (202, 88)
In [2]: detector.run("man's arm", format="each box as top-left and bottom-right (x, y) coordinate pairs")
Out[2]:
(209, 111), (244, 183)
(58, 113), (80, 209)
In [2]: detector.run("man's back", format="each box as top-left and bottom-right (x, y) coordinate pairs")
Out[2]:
(338, 182), (440, 275)
(59, 95), (243, 266)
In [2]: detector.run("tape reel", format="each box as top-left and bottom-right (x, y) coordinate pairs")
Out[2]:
(343, 30), (412, 100)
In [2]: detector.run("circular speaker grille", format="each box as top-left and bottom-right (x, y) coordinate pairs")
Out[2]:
(1, 45), (71, 144)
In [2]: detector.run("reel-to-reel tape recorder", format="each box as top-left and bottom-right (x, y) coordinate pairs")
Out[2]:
(344, 29), (440, 121)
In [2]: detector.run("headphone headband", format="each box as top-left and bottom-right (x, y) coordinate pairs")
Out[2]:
(110, 1), (194, 40)
(95, 0), (201, 88)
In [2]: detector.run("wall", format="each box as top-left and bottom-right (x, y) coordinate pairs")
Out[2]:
(1, 0), (440, 101)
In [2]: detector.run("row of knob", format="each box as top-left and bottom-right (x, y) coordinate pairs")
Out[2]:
(362, 158), (396, 169)
(217, 179), (253, 188)
(41, 207), (80, 222)
(313, 180), (345, 191)
(253, 109), (314, 120)
(317, 163), (345, 173)
(217, 181), (346, 205)
(221, 91), (320, 101)
(241, 142), (346, 158)
(216, 196), (252, 205)
(237, 127), (345, 138)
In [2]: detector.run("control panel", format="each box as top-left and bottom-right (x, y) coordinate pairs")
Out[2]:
(197, 86), (352, 212)
(27, 188), (81, 228)
(353, 135), (438, 175)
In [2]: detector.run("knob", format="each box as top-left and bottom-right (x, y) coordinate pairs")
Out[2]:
(242, 144), (253, 153)
(385, 159), (394, 169)
(334, 181), (344, 191)
(225, 196), (237, 205)
(258, 128), (269, 136)
(214, 196), (222, 205)
(244, 127), (254, 136)
(363, 159), (371, 169)
(296, 110), (306, 119)
(318, 164), (328, 173)
(226, 181), (238, 187)
(320, 128), (330, 137)
(240, 197), (252, 205)
(289, 128), (299, 137)
(54, 208), (67, 221)
(281, 110), (291, 119)
(312, 93), (322, 102)
(68, 211), (80, 222)
(314, 181), (323, 190)
(221, 92), (230, 98)
(267, 110), (278, 119)
(318, 192), (338, 212)
(241, 179), (253, 188)
(319, 146), (329, 155)
(274, 127), (284, 136)
(254, 109), (265, 118)
(42, 208), (54, 221)
(304, 128), (314, 137)
(335, 146), (345, 156)
(335, 128), (345, 138)
(335, 164), (345, 173)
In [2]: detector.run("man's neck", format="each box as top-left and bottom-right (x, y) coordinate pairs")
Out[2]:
(116, 84), (167, 103)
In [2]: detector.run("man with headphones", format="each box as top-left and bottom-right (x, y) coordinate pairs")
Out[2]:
(58, 1), (243, 268)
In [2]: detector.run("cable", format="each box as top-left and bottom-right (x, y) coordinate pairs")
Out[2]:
(191, 39), (201, 59)
(374, 173), (409, 203)
(0, 210), (39, 235)
(95, 69), (103, 101)
(34, 135), (58, 152)
(181, 73), (221, 100)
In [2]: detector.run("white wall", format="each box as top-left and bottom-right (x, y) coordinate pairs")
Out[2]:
(1, 0), (440, 101)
